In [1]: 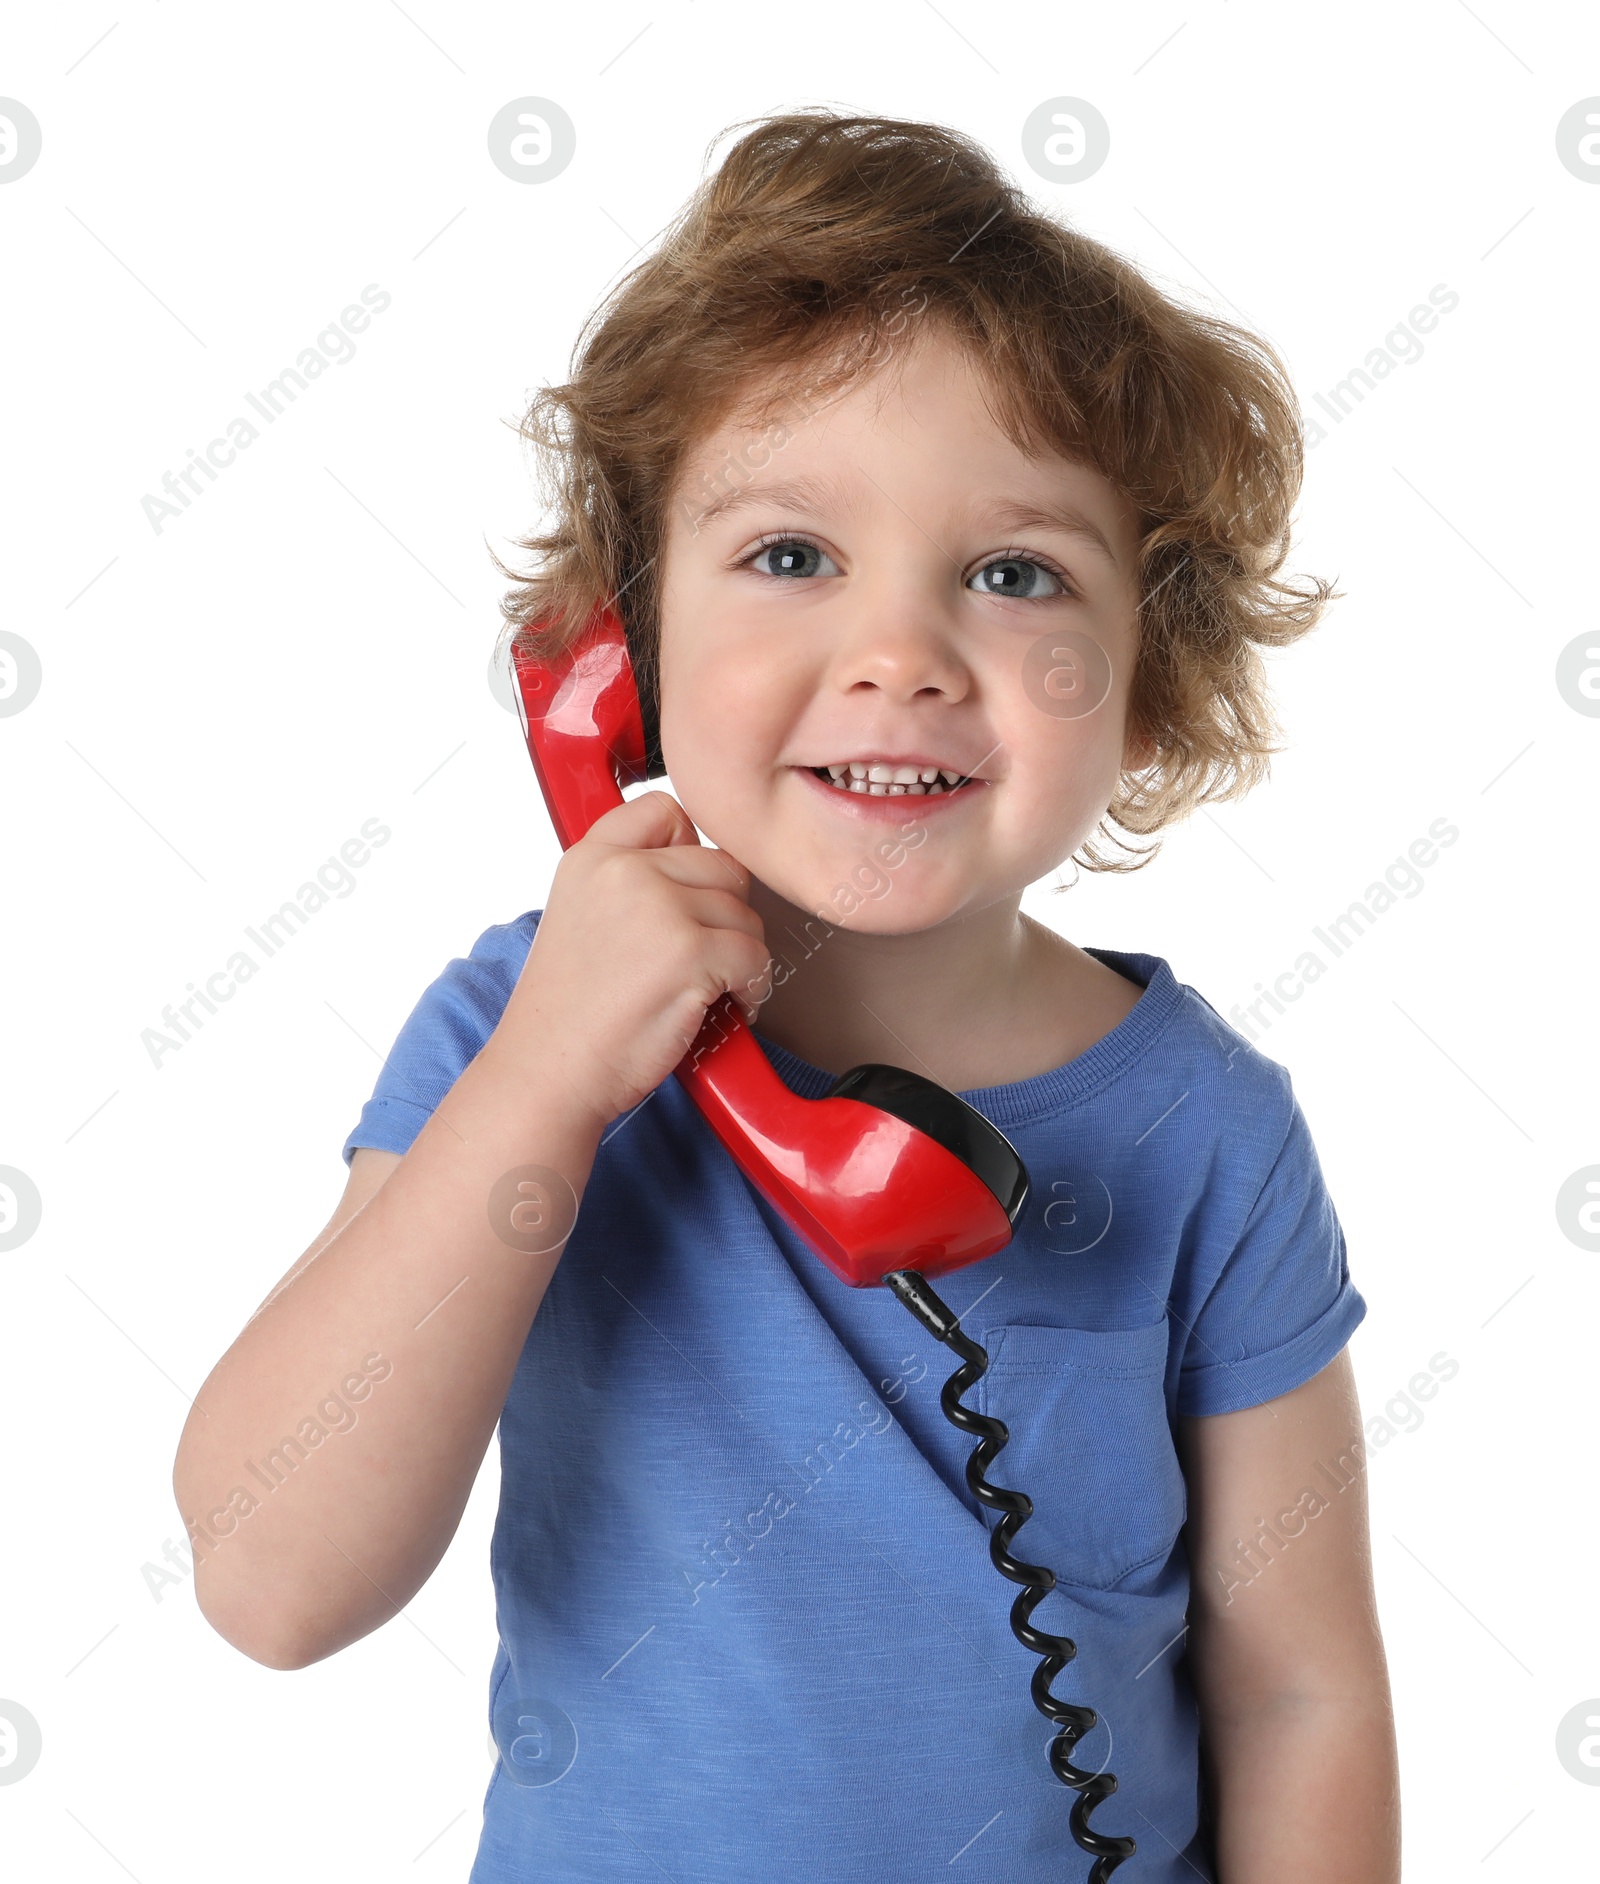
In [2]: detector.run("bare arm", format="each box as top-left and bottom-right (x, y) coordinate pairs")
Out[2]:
(173, 1054), (608, 1669)
(172, 790), (768, 1671)
(1175, 1351), (1401, 1883)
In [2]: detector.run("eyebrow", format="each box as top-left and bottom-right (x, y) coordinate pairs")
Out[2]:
(687, 477), (1123, 570)
(976, 498), (1121, 568)
(688, 476), (856, 532)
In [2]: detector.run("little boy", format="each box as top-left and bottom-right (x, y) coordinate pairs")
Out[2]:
(175, 112), (1400, 1882)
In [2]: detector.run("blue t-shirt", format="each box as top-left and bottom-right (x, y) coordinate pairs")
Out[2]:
(343, 912), (1365, 1883)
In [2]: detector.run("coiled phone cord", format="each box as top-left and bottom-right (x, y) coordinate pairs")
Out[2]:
(885, 1269), (1137, 1883)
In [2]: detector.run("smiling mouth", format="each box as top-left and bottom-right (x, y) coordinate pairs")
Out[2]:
(808, 762), (976, 797)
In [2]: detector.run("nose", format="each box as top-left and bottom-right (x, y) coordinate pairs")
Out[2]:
(825, 575), (972, 705)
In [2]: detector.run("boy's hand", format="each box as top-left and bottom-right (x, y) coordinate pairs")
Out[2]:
(494, 790), (771, 1128)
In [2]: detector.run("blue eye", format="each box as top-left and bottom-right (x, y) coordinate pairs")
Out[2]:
(751, 539), (837, 579)
(968, 557), (1062, 598)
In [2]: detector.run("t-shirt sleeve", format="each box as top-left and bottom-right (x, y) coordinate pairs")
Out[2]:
(340, 912), (539, 1167)
(1176, 1086), (1366, 1417)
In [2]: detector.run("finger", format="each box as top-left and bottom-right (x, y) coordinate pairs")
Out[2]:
(665, 807), (705, 849)
(671, 887), (767, 942)
(586, 789), (698, 852)
(650, 845), (752, 899)
(701, 847), (752, 896)
(696, 930), (780, 1021)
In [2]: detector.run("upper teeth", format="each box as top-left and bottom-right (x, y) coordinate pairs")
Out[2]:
(820, 762), (968, 796)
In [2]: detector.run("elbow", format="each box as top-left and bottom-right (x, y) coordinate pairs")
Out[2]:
(173, 1471), (323, 1670)
(235, 1635), (318, 1674)
(193, 1577), (326, 1672)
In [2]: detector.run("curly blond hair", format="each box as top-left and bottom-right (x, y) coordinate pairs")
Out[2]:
(495, 110), (1335, 871)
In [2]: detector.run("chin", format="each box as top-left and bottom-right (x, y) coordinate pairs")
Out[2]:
(765, 863), (965, 936)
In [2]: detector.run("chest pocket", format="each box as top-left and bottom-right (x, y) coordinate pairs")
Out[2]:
(975, 1321), (1186, 1592)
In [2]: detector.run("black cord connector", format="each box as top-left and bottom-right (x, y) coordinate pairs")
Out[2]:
(885, 1268), (1137, 1883)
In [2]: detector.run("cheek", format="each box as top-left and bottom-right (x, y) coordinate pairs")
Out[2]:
(1006, 688), (1128, 802)
(994, 693), (1131, 864)
(657, 622), (801, 824)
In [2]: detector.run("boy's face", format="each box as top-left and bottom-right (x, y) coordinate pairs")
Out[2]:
(655, 326), (1147, 933)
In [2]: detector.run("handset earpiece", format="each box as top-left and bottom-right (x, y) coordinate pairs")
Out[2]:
(510, 609), (654, 849)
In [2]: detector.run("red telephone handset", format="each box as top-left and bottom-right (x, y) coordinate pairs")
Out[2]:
(511, 608), (1029, 1288)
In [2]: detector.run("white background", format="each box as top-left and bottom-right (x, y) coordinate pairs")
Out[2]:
(2, 3), (1595, 1878)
